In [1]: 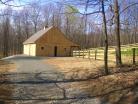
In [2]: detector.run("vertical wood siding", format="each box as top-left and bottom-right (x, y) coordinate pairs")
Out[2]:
(23, 27), (79, 56)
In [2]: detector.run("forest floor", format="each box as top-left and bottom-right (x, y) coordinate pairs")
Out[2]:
(0, 55), (138, 104)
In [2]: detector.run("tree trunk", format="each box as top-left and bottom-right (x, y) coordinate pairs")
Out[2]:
(101, 0), (109, 75)
(114, 0), (122, 66)
(3, 18), (10, 57)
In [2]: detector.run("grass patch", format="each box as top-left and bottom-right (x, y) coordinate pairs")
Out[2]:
(121, 48), (138, 56)
(109, 48), (138, 56)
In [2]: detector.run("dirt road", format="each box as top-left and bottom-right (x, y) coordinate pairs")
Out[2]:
(0, 55), (99, 104)
(0, 55), (138, 104)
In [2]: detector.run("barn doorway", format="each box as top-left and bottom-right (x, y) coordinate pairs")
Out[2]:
(54, 46), (57, 57)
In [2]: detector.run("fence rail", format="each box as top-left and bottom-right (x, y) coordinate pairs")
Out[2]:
(73, 47), (138, 65)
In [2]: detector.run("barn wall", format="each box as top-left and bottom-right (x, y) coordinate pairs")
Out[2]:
(23, 44), (36, 56)
(23, 27), (79, 57)
(35, 27), (78, 56)
(36, 27), (78, 46)
(23, 45), (29, 55)
(57, 46), (71, 56)
(36, 44), (54, 56)
(36, 43), (71, 57)
(30, 44), (36, 56)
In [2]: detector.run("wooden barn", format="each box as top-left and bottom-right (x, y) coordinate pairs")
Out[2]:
(23, 26), (79, 56)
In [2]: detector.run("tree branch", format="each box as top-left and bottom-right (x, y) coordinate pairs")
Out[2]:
(120, 2), (138, 14)
(0, 0), (29, 7)
(60, 11), (101, 16)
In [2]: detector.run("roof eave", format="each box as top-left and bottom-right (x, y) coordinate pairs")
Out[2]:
(23, 42), (35, 45)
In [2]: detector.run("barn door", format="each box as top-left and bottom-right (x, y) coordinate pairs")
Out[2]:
(54, 46), (57, 57)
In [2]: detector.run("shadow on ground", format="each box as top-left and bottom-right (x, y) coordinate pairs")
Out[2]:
(0, 55), (138, 104)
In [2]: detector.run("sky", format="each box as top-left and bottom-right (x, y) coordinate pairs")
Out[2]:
(0, 0), (60, 10)
(0, 0), (91, 19)
(0, 0), (137, 29)
(0, 0), (106, 26)
(0, 0), (99, 14)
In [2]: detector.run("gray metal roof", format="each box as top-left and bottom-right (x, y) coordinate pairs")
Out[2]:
(23, 26), (53, 44)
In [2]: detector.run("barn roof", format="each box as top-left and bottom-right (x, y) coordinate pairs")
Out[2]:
(23, 26), (79, 46)
(23, 26), (53, 44)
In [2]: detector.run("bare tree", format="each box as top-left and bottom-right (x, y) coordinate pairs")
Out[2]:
(29, 2), (41, 33)
(0, 0), (137, 59)
(3, 17), (9, 57)
(114, 0), (122, 66)
(101, 0), (109, 75)
(21, 8), (30, 39)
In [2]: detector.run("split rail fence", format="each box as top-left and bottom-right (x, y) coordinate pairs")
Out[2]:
(73, 45), (138, 65)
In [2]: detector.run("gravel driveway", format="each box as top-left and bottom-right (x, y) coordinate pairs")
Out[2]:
(3, 55), (56, 73)
(1, 55), (136, 104)
(0, 55), (99, 104)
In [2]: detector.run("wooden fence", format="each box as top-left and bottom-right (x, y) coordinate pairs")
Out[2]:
(73, 47), (138, 65)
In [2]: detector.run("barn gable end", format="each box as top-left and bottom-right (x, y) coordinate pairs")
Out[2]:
(23, 26), (79, 56)
(35, 26), (78, 46)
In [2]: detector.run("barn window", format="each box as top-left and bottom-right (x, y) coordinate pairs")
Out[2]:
(41, 47), (44, 50)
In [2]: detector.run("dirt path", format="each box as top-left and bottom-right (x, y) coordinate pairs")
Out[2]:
(1, 55), (99, 104)
(2, 55), (58, 73)
(0, 55), (138, 104)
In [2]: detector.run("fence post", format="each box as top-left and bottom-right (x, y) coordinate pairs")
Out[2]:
(79, 51), (80, 58)
(73, 51), (75, 57)
(132, 48), (136, 65)
(115, 47), (118, 66)
(89, 50), (90, 59)
(83, 50), (85, 58)
(95, 49), (97, 60)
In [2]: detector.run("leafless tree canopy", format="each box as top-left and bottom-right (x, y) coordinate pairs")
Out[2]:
(0, 0), (137, 57)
